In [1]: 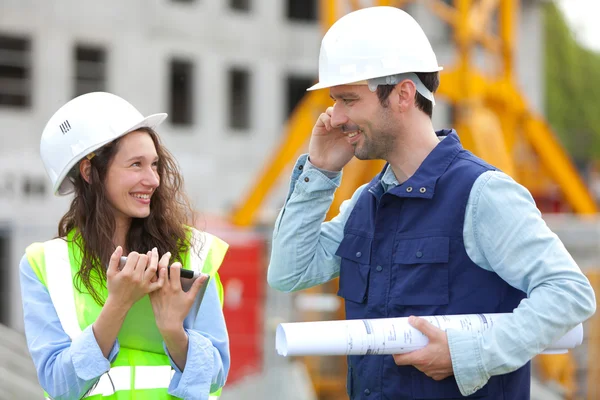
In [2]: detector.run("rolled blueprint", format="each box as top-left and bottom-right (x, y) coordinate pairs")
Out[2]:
(276, 313), (584, 357)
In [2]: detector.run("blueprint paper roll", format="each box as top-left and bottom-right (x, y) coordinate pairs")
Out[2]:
(276, 313), (583, 357)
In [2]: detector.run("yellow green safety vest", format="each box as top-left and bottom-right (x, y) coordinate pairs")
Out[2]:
(25, 227), (228, 399)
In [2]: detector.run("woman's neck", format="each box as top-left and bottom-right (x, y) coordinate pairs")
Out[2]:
(113, 216), (132, 253)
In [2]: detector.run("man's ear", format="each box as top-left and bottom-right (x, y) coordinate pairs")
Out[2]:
(79, 159), (92, 183)
(395, 79), (417, 111)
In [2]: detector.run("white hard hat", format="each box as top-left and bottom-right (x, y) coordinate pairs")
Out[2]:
(307, 6), (443, 91)
(40, 92), (167, 196)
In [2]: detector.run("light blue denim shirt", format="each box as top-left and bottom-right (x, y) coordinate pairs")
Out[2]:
(268, 153), (596, 396)
(20, 254), (230, 400)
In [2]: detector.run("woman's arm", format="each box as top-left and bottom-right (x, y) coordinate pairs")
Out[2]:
(20, 254), (119, 400)
(165, 277), (230, 399)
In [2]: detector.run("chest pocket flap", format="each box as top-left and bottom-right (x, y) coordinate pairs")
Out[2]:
(391, 236), (450, 306)
(394, 236), (449, 264)
(335, 234), (372, 304)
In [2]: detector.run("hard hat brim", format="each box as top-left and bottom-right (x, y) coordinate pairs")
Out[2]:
(307, 67), (444, 92)
(306, 81), (331, 91)
(54, 112), (168, 196)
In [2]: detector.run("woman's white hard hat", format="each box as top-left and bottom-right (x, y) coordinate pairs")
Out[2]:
(40, 92), (167, 196)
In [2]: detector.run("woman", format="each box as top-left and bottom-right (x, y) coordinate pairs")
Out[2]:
(20, 92), (230, 399)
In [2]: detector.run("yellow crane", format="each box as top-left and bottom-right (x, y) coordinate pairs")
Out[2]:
(230, 1), (599, 398)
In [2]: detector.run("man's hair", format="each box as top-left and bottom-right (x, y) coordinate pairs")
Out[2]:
(58, 127), (197, 306)
(376, 71), (440, 118)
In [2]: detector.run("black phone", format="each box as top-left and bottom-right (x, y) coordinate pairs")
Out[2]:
(117, 256), (210, 293)
(118, 256), (196, 279)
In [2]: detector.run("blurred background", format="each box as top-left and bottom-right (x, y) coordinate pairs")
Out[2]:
(1, 0), (600, 399)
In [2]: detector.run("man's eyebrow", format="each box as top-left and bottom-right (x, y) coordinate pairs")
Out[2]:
(330, 92), (360, 100)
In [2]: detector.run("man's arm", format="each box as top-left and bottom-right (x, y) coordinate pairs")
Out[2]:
(449, 170), (596, 395)
(267, 154), (366, 292)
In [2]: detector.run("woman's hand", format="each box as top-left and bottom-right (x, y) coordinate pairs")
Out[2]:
(149, 254), (209, 370)
(93, 247), (164, 358)
(149, 254), (207, 334)
(106, 246), (165, 310)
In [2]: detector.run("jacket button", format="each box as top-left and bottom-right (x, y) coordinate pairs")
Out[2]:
(298, 164), (303, 170)
(304, 177), (310, 182)
(356, 251), (362, 258)
(364, 388), (371, 396)
(406, 186), (413, 192)
(376, 265), (383, 272)
(416, 251), (423, 258)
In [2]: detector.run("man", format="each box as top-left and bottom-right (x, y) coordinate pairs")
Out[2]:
(267, 6), (596, 400)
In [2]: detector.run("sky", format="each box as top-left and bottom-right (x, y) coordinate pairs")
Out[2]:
(556, 0), (600, 52)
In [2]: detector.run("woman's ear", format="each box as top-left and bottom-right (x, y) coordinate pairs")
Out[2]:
(79, 159), (92, 183)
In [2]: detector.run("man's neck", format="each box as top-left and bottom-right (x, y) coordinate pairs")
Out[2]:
(387, 119), (439, 184)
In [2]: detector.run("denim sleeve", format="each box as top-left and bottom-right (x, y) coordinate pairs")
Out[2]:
(166, 278), (230, 400)
(267, 154), (367, 292)
(20, 255), (119, 400)
(448, 171), (597, 396)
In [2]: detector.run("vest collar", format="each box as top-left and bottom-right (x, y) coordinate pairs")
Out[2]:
(368, 129), (462, 199)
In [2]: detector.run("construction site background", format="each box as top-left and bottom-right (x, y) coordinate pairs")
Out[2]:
(1, 1), (600, 399)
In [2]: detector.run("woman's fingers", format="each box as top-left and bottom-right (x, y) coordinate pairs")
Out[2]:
(168, 263), (183, 291)
(107, 246), (123, 276)
(149, 264), (167, 292)
(144, 248), (159, 285)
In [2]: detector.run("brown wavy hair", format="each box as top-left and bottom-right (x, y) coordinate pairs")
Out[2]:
(58, 128), (197, 305)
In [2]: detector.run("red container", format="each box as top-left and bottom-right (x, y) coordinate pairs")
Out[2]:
(215, 230), (265, 385)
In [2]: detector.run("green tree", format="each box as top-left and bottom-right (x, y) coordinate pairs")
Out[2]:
(544, 1), (600, 161)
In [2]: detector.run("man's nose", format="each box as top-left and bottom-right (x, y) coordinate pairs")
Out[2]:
(331, 103), (349, 128)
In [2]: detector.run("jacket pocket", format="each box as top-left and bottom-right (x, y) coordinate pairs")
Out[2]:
(411, 371), (488, 399)
(335, 234), (372, 304)
(390, 236), (450, 306)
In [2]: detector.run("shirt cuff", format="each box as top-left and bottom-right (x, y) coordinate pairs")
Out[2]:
(286, 155), (341, 199)
(306, 158), (342, 180)
(293, 158), (341, 195)
(70, 325), (118, 380)
(447, 328), (489, 396)
(166, 330), (215, 400)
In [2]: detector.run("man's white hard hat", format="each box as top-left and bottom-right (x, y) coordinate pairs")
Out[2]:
(307, 6), (443, 91)
(40, 92), (167, 196)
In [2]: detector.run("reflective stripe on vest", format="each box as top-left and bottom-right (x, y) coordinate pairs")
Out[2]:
(44, 237), (81, 339)
(43, 366), (174, 397)
(43, 367), (218, 398)
(37, 228), (228, 399)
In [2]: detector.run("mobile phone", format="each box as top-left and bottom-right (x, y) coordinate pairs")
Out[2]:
(118, 256), (196, 279)
(117, 256), (209, 293)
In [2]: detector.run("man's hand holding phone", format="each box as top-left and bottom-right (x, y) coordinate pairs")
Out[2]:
(308, 106), (355, 171)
